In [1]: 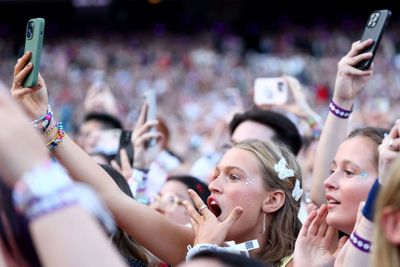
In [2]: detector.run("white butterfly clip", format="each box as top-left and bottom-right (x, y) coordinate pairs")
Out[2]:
(274, 158), (295, 180)
(292, 179), (303, 201)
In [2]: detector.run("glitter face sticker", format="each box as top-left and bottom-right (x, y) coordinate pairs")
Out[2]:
(245, 178), (254, 185)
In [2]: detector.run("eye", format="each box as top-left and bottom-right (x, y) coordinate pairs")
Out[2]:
(228, 173), (241, 181)
(344, 170), (355, 177)
(329, 168), (336, 175)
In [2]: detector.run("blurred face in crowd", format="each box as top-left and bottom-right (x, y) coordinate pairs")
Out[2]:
(324, 136), (377, 234)
(207, 147), (268, 242)
(151, 180), (192, 225)
(231, 121), (274, 145)
(77, 120), (103, 153)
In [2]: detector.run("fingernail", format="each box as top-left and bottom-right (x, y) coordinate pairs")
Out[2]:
(27, 63), (32, 67)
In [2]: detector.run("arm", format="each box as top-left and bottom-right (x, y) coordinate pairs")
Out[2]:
(311, 39), (374, 206)
(11, 52), (193, 266)
(0, 90), (126, 267)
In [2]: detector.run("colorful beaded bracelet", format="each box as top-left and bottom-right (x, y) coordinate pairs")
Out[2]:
(47, 122), (66, 151)
(32, 105), (53, 132)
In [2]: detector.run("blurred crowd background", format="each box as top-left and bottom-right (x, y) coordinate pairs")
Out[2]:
(1, 0), (400, 162)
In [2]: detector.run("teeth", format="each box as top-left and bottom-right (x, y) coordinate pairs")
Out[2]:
(211, 200), (217, 206)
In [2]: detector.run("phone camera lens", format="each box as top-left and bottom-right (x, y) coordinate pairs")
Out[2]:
(26, 21), (34, 39)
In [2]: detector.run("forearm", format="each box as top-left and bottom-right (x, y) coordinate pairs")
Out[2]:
(336, 217), (373, 267)
(52, 136), (193, 265)
(311, 110), (349, 205)
(30, 205), (126, 267)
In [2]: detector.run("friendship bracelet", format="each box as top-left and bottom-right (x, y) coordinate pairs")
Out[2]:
(44, 122), (58, 137)
(349, 232), (372, 253)
(32, 105), (53, 132)
(47, 122), (66, 151)
(329, 100), (353, 119)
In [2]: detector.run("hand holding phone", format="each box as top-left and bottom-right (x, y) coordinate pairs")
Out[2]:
(23, 18), (45, 87)
(143, 89), (157, 147)
(253, 77), (288, 106)
(356, 9), (391, 70)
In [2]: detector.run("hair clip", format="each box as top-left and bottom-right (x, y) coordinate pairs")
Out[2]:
(274, 158), (295, 180)
(292, 179), (303, 201)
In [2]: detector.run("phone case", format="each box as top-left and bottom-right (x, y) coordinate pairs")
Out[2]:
(23, 18), (45, 87)
(356, 10), (391, 70)
(143, 89), (157, 147)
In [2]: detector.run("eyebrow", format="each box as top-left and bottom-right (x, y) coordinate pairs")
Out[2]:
(332, 159), (360, 169)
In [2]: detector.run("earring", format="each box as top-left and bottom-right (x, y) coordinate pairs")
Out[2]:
(263, 213), (266, 234)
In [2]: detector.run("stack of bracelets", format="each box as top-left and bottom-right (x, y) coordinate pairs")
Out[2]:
(32, 105), (66, 151)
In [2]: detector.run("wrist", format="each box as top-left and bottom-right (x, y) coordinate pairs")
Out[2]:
(331, 96), (354, 110)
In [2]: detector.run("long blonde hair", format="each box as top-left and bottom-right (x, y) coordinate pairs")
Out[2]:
(235, 139), (302, 266)
(373, 157), (400, 267)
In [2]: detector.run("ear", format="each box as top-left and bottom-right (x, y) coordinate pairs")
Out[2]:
(381, 207), (400, 245)
(262, 190), (285, 214)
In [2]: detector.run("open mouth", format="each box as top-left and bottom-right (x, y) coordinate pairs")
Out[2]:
(326, 195), (341, 206)
(207, 197), (222, 217)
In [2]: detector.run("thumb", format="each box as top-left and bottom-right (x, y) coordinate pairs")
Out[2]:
(223, 207), (243, 228)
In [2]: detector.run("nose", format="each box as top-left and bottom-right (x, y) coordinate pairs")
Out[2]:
(324, 171), (339, 191)
(208, 176), (223, 194)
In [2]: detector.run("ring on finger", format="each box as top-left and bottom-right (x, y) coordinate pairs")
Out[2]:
(199, 205), (207, 214)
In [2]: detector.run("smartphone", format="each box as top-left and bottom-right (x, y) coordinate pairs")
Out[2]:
(116, 130), (134, 166)
(356, 9), (391, 70)
(143, 89), (157, 147)
(253, 77), (288, 105)
(23, 18), (45, 88)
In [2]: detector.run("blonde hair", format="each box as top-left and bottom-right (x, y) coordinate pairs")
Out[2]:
(234, 139), (302, 266)
(373, 157), (400, 267)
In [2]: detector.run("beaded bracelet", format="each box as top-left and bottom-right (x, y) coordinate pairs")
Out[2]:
(47, 122), (66, 151)
(349, 232), (372, 253)
(329, 100), (353, 119)
(32, 105), (53, 132)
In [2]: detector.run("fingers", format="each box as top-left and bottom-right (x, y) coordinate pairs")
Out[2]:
(14, 62), (33, 87)
(300, 209), (318, 237)
(222, 207), (243, 228)
(14, 51), (31, 77)
(188, 189), (213, 218)
(133, 120), (158, 140)
(344, 52), (373, 67)
(134, 131), (162, 147)
(347, 39), (373, 57)
(308, 204), (328, 236)
(183, 200), (202, 223)
(135, 103), (148, 130)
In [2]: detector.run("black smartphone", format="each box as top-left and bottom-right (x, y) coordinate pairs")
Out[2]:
(116, 130), (134, 166)
(23, 18), (45, 87)
(356, 9), (391, 70)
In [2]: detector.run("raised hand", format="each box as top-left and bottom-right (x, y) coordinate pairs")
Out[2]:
(10, 51), (48, 118)
(183, 189), (243, 246)
(281, 75), (321, 125)
(294, 204), (342, 267)
(333, 39), (374, 107)
(379, 119), (400, 185)
(132, 103), (163, 170)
